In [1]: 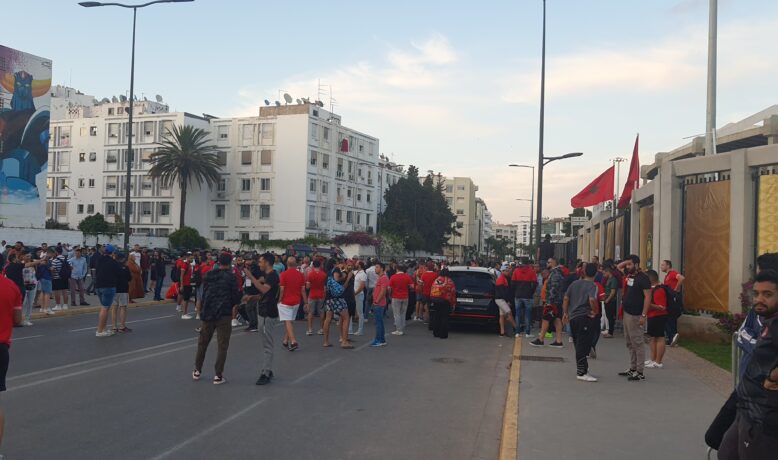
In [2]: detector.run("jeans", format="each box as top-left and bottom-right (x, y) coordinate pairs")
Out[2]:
(604, 300), (617, 335)
(515, 298), (533, 335)
(86, 269), (96, 294)
(623, 313), (646, 373)
(372, 305), (386, 343)
(257, 316), (279, 376)
(365, 288), (374, 317)
(718, 413), (778, 460)
(154, 275), (165, 300)
(391, 298), (408, 333)
(142, 270), (149, 292)
(68, 278), (87, 305)
(355, 292), (365, 334)
(96, 287), (117, 308)
(665, 315), (678, 343)
(195, 316), (232, 376)
(23, 286), (37, 321)
(570, 316), (597, 376)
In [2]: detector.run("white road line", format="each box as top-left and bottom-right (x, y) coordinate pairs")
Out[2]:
(69, 314), (176, 332)
(149, 398), (268, 460)
(13, 335), (44, 341)
(292, 358), (344, 385)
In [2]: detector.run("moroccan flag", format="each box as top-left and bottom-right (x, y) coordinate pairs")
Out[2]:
(570, 166), (615, 208)
(617, 134), (640, 209)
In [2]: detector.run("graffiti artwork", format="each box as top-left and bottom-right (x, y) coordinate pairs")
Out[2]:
(0, 45), (52, 228)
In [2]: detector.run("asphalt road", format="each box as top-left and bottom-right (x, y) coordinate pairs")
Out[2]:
(4, 305), (511, 460)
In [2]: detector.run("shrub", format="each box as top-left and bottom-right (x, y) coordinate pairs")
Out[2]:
(332, 232), (380, 247)
(713, 312), (746, 335)
(168, 226), (208, 250)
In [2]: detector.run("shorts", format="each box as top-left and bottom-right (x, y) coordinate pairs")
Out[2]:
(278, 303), (300, 321)
(181, 285), (193, 301)
(96, 287), (116, 308)
(324, 298), (347, 314)
(0, 343), (8, 391)
(647, 316), (668, 338)
(52, 278), (68, 291)
(419, 295), (431, 304)
(113, 292), (129, 307)
(196, 284), (204, 301)
(495, 299), (512, 315)
(308, 298), (324, 316)
(542, 304), (561, 321)
(38, 279), (53, 294)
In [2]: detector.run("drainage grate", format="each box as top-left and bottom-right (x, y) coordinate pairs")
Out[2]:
(432, 357), (466, 364)
(517, 355), (564, 363)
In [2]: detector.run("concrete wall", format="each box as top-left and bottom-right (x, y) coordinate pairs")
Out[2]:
(0, 227), (169, 249)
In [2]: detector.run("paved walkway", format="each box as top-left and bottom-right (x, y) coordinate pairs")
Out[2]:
(514, 333), (730, 459)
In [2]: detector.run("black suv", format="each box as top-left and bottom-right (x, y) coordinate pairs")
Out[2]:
(447, 266), (498, 325)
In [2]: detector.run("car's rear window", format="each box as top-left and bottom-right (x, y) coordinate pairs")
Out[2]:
(448, 272), (494, 295)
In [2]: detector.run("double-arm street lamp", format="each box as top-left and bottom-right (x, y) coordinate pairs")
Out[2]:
(509, 164), (535, 256)
(535, 152), (583, 255)
(79, 0), (194, 250)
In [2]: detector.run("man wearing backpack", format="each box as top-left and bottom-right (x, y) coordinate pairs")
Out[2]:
(645, 270), (669, 369)
(660, 260), (685, 347)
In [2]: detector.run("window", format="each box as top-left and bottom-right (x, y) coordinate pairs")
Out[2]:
(108, 108), (114, 116)
(357, 192), (362, 202)
(310, 123), (318, 140)
(89, 152), (97, 162)
(79, 152), (86, 162)
(241, 151), (252, 165)
(77, 204), (84, 214)
(215, 204), (226, 219)
(159, 203), (170, 216)
(141, 202), (152, 216)
(347, 188), (353, 198)
(456, 222), (464, 228)
(357, 213), (362, 225)
(445, 185), (453, 193)
(241, 124), (255, 144)
(261, 123), (274, 143)
(87, 204), (94, 214)
(323, 154), (331, 170)
(90, 126), (97, 136)
(259, 232), (270, 241)
(216, 151), (227, 166)
(142, 178), (152, 190)
(78, 178), (85, 188)
(106, 151), (118, 163)
(320, 207), (328, 221)
(217, 126), (228, 139)
(346, 211), (353, 224)
(366, 192), (372, 203)
(359, 143), (364, 153)
(321, 181), (328, 194)
(143, 121), (154, 137)
(89, 178), (95, 188)
(259, 204), (270, 220)
(106, 177), (118, 190)
(309, 178), (317, 193)
(160, 120), (174, 140)
(157, 229), (170, 237)
(240, 205), (250, 219)
(348, 135), (355, 152)
(214, 231), (225, 240)
(310, 151), (317, 166)
(457, 196), (464, 201)
(106, 203), (117, 215)
(336, 209), (343, 223)
(323, 126), (330, 141)
(217, 178), (226, 192)
(60, 178), (69, 190)
(260, 150), (271, 165)
(240, 232), (250, 242)
(260, 178), (271, 191)
(457, 185), (466, 191)
(141, 149), (153, 162)
(241, 178), (251, 192)
(456, 209), (465, 215)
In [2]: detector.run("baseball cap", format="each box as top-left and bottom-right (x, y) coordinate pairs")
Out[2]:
(104, 244), (115, 254)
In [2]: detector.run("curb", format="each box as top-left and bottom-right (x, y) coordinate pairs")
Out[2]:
(30, 299), (175, 321)
(499, 336), (523, 460)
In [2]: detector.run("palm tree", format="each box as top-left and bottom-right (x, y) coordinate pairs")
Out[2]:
(148, 124), (222, 229)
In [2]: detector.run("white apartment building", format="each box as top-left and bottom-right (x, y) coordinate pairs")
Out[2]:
(493, 223), (518, 248)
(441, 176), (479, 260)
(47, 87), (210, 236)
(207, 103), (379, 242)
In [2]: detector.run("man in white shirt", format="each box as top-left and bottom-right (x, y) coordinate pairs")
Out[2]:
(354, 262), (368, 335)
(129, 244), (142, 268)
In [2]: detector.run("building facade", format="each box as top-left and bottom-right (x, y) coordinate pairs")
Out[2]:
(441, 176), (479, 260)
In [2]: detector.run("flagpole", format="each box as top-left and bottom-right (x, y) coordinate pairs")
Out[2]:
(705, 0), (717, 156)
(611, 157), (627, 217)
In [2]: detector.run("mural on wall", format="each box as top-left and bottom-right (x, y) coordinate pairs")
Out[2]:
(0, 45), (52, 228)
(684, 181), (730, 313)
(758, 174), (778, 255)
(639, 205), (654, 271)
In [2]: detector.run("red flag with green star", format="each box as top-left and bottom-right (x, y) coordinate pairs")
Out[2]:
(570, 166), (615, 208)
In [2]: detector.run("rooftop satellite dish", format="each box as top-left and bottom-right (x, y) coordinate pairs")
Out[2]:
(155, 94), (163, 103)
(264, 99), (270, 106)
(283, 93), (293, 104)
(101, 97), (110, 103)
(143, 96), (148, 101)
(275, 101), (281, 107)
(316, 100), (324, 107)
(119, 95), (127, 103)
(302, 97), (310, 104)
(111, 96), (118, 103)
(296, 99), (301, 104)
(92, 98), (99, 105)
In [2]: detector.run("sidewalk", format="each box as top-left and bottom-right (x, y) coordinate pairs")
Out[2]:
(514, 333), (730, 459)
(29, 284), (174, 321)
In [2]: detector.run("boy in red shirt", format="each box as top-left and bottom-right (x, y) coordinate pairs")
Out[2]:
(389, 266), (415, 335)
(646, 270), (668, 368)
(0, 272), (23, 449)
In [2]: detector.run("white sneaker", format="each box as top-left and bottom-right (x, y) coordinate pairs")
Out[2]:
(568, 336), (574, 343)
(231, 319), (240, 327)
(176, 305), (182, 312)
(525, 334), (533, 338)
(644, 361), (658, 368)
(22, 320), (33, 327)
(671, 333), (680, 347)
(45, 309), (56, 316)
(391, 331), (401, 335)
(644, 360), (655, 366)
(62, 305), (69, 310)
(195, 314), (200, 320)
(95, 330), (114, 337)
(653, 362), (664, 369)
(52, 305), (62, 311)
(576, 374), (598, 382)
(353, 331), (363, 336)
(181, 313), (195, 320)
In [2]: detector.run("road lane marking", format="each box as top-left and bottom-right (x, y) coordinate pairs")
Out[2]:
(149, 398), (268, 460)
(292, 358), (343, 384)
(499, 336), (523, 460)
(69, 314), (176, 332)
(13, 335), (44, 341)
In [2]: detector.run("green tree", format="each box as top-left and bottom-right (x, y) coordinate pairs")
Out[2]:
(381, 166), (456, 253)
(168, 226), (209, 250)
(45, 219), (70, 230)
(78, 213), (111, 241)
(486, 236), (513, 261)
(148, 124), (223, 229)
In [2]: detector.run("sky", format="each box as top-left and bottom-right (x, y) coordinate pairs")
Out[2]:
(6, 0), (778, 225)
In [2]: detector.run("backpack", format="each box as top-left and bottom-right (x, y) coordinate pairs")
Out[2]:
(656, 285), (684, 318)
(430, 277), (456, 305)
(326, 276), (345, 298)
(191, 264), (202, 286)
(170, 262), (181, 283)
(59, 256), (72, 280)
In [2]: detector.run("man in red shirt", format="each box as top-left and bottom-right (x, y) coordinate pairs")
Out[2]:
(305, 259), (327, 336)
(420, 263), (439, 322)
(645, 270), (668, 368)
(660, 259), (685, 346)
(279, 256), (306, 351)
(177, 253), (195, 319)
(0, 272), (23, 450)
(389, 266), (415, 335)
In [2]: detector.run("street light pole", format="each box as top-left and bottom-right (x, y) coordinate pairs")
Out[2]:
(79, 0), (193, 251)
(536, 0), (547, 260)
(509, 164), (535, 258)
